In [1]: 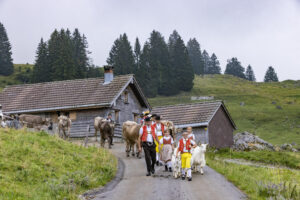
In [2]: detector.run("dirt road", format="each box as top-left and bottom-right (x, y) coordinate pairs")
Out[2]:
(91, 143), (246, 200)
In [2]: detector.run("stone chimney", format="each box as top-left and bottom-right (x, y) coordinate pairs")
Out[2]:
(103, 65), (114, 85)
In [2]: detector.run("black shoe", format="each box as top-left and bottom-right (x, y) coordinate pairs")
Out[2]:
(165, 165), (168, 171)
(188, 177), (192, 181)
(146, 172), (151, 176)
(181, 175), (185, 180)
(151, 168), (155, 174)
(169, 167), (172, 172)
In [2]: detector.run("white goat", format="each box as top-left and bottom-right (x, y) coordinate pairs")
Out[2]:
(171, 147), (181, 178)
(191, 144), (208, 175)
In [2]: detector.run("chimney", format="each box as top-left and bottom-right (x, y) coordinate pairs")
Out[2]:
(103, 65), (114, 85)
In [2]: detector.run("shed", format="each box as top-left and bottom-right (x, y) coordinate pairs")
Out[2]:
(151, 101), (236, 148)
(0, 67), (150, 138)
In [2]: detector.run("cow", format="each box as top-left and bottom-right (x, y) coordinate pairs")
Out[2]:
(19, 114), (51, 130)
(122, 121), (141, 158)
(94, 117), (115, 149)
(191, 144), (208, 175)
(58, 115), (72, 140)
(161, 120), (176, 140)
(171, 147), (181, 178)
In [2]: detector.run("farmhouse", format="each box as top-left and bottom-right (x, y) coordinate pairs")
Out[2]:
(152, 101), (236, 148)
(0, 66), (150, 138)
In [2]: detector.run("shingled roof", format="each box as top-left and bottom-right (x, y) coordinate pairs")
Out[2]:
(0, 74), (150, 114)
(152, 101), (235, 128)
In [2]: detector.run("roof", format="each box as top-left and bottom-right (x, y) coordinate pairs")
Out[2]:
(151, 101), (236, 129)
(0, 74), (150, 114)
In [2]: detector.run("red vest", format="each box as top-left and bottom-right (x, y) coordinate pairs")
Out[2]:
(153, 123), (165, 136)
(178, 138), (191, 152)
(141, 125), (156, 142)
(163, 137), (172, 145)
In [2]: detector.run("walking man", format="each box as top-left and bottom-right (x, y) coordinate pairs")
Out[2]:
(106, 113), (115, 145)
(152, 115), (165, 166)
(138, 117), (159, 176)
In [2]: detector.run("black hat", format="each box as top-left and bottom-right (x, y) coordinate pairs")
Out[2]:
(145, 117), (151, 122)
(155, 115), (161, 120)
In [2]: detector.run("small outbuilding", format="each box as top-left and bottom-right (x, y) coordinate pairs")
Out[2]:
(152, 101), (236, 148)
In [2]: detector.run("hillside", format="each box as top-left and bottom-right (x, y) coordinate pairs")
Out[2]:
(149, 74), (300, 146)
(0, 128), (117, 200)
(0, 64), (33, 89)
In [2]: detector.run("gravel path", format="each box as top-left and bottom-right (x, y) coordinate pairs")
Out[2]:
(89, 143), (247, 200)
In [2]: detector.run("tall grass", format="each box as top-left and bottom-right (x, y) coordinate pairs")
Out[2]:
(0, 128), (117, 200)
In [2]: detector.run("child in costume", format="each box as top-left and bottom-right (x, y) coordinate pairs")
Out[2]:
(159, 129), (174, 172)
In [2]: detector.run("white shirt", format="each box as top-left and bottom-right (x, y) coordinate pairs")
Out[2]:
(188, 133), (195, 141)
(139, 125), (155, 143)
(178, 138), (196, 153)
(155, 123), (163, 137)
(159, 135), (174, 145)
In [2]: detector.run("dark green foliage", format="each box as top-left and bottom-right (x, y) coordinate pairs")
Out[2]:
(225, 57), (246, 79)
(0, 22), (14, 76)
(207, 53), (221, 74)
(245, 65), (256, 81)
(32, 28), (91, 83)
(202, 50), (210, 74)
(107, 33), (135, 75)
(168, 30), (194, 92)
(86, 65), (104, 78)
(133, 37), (141, 69)
(187, 38), (204, 75)
(264, 66), (278, 82)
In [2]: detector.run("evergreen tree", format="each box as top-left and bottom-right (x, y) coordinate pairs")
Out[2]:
(32, 38), (51, 82)
(207, 53), (221, 74)
(107, 33), (135, 75)
(72, 29), (89, 78)
(133, 37), (141, 69)
(187, 38), (204, 75)
(0, 22), (14, 76)
(245, 65), (256, 81)
(224, 57), (246, 79)
(264, 66), (278, 82)
(168, 30), (194, 92)
(202, 50), (210, 74)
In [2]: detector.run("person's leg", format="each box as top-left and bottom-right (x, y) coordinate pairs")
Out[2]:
(181, 153), (187, 179)
(167, 161), (172, 172)
(186, 153), (192, 181)
(150, 145), (157, 173)
(142, 143), (151, 175)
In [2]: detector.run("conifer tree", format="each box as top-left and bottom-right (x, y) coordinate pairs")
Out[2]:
(168, 30), (194, 92)
(207, 53), (221, 74)
(0, 22), (14, 76)
(264, 66), (278, 82)
(224, 57), (246, 79)
(32, 38), (51, 82)
(245, 65), (256, 81)
(202, 50), (211, 74)
(187, 38), (204, 75)
(133, 37), (141, 69)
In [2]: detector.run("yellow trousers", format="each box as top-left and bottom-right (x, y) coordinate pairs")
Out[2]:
(181, 153), (192, 169)
(155, 136), (163, 152)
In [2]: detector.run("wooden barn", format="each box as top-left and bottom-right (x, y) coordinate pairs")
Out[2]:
(152, 101), (236, 148)
(0, 67), (150, 138)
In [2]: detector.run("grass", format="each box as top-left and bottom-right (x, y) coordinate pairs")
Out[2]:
(206, 156), (300, 200)
(208, 148), (300, 169)
(0, 64), (33, 90)
(0, 128), (117, 200)
(149, 74), (300, 145)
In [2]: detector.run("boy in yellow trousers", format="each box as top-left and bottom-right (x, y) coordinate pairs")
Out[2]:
(176, 132), (196, 181)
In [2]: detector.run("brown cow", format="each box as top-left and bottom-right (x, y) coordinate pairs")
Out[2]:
(161, 120), (176, 140)
(122, 121), (141, 158)
(94, 117), (115, 149)
(58, 115), (71, 140)
(19, 114), (51, 130)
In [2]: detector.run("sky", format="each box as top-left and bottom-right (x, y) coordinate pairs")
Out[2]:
(0, 0), (300, 81)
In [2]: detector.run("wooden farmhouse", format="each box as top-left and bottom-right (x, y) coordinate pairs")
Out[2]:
(0, 67), (150, 138)
(152, 101), (236, 148)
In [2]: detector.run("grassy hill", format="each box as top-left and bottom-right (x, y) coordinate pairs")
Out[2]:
(149, 74), (300, 146)
(0, 64), (33, 89)
(0, 128), (117, 200)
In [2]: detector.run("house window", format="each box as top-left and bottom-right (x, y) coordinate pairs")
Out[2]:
(124, 91), (129, 104)
(115, 111), (120, 123)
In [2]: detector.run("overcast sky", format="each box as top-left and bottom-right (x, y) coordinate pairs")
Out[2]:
(0, 0), (300, 81)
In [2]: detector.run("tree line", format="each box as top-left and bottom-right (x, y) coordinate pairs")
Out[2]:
(0, 21), (280, 95)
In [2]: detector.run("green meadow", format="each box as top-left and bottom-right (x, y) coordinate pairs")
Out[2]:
(0, 128), (117, 200)
(149, 74), (300, 146)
